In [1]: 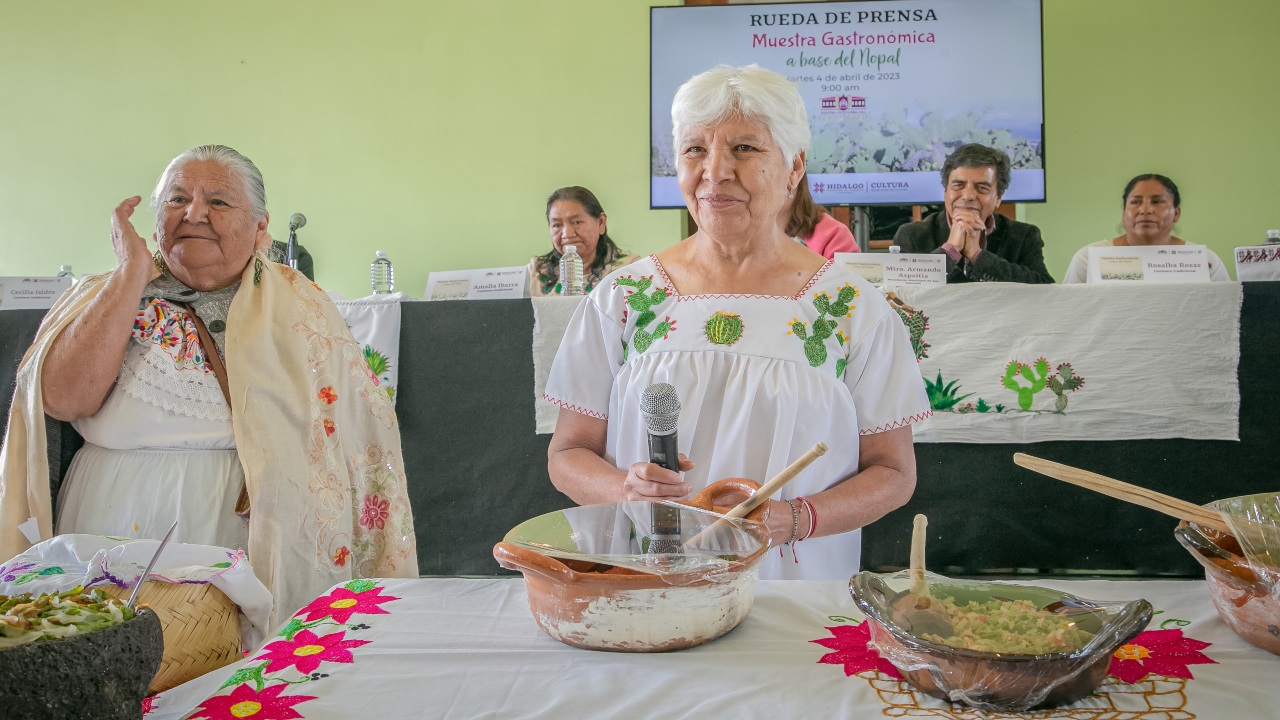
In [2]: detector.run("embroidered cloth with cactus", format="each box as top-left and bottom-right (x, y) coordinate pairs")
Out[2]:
(884, 283), (1241, 443)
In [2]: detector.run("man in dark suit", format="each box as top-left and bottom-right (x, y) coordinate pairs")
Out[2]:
(892, 144), (1053, 283)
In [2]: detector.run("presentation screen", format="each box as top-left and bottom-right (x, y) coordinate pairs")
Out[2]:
(650, 0), (1044, 208)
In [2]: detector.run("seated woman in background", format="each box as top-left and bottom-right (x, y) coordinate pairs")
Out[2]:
(783, 179), (858, 259)
(1063, 174), (1230, 283)
(528, 186), (632, 296)
(0, 145), (417, 623)
(544, 65), (929, 580)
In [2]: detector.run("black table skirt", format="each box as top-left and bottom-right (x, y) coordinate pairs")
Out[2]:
(3, 284), (1277, 578)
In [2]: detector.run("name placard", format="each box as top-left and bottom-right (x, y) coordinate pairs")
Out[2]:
(0, 276), (73, 310)
(1234, 245), (1280, 282)
(834, 252), (946, 287)
(1087, 245), (1211, 283)
(424, 266), (528, 301)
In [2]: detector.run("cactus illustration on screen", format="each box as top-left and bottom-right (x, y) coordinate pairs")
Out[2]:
(615, 276), (675, 358)
(1002, 357), (1050, 411)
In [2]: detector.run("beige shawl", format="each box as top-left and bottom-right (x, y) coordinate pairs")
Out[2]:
(0, 253), (418, 625)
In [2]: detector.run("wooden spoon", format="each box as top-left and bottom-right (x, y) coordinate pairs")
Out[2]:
(1013, 453), (1232, 534)
(890, 514), (953, 637)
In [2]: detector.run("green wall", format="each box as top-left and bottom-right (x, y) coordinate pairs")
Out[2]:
(1, 1), (1276, 296)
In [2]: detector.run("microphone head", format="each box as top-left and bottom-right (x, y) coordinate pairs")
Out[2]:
(641, 383), (680, 435)
(288, 213), (307, 231)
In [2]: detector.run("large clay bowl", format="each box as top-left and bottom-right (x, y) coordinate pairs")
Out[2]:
(850, 572), (1153, 712)
(0, 608), (163, 719)
(1175, 511), (1280, 655)
(494, 478), (770, 652)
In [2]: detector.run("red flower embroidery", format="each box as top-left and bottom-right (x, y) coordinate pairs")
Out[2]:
(811, 622), (902, 679)
(331, 546), (350, 567)
(317, 386), (337, 404)
(323, 418), (336, 436)
(1108, 628), (1215, 684)
(359, 495), (389, 530)
(141, 695), (157, 716)
(252, 628), (369, 675)
(189, 683), (316, 720)
(296, 586), (397, 625)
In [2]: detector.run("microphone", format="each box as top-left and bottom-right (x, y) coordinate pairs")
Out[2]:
(286, 213), (306, 270)
(641, 383), (683, 553)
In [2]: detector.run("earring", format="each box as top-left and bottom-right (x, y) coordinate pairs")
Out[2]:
(152, 249), (167, 275)
(787, 188), (795, 199)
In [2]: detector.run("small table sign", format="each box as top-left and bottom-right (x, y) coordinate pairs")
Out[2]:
(424, 266), (528, 300)
(0, 276), (73, 310)
(834, 252), (946, 287)
(1087, 245), (1210, 283)
(1233, 245), (1280, 281)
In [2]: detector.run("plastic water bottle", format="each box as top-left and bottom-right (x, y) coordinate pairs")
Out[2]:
(888, 246), (901, 254)
(370, 250), (394, 294)
(56, 264), (76, 280)
(1265, 229), (1280, 245)
(559, 244), (584, 296)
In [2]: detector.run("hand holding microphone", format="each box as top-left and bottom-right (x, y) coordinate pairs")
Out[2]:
(626, 383), (693, 502)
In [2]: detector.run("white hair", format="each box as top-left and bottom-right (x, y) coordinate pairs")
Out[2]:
(150, 145), (267, 221)
(670, 64), (810, 164)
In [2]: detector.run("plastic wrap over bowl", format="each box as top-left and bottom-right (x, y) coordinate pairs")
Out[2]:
(849, 571), (1153, 712)
(1175, 491), (1280, 655)
(493, 478), (770, 652)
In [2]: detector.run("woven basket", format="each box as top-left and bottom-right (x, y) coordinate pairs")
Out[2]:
(101, 580), (242, 693)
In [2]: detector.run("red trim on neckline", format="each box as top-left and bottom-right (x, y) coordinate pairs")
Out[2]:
(648, 255), (834, 301)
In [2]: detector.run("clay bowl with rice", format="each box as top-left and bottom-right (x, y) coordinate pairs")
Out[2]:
(850, 571), (1153, 712)
(493, 478), (771, 652)
(1174, 491), (1280, 655)
(0, 587), (163, 720)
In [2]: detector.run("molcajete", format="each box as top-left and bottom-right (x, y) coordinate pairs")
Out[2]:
(0, 608), (163, 720)
(494, 478), (771, 652)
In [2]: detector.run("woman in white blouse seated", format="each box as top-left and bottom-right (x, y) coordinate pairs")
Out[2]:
(542, 65), (931, 580)
(1063, 174), (1230, 283)
(1, 145), (416, 621)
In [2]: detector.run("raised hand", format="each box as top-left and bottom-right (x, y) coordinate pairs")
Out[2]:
(110, 196), (155, 278)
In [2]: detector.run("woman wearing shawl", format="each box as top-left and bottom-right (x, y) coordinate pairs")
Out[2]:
(0, 145), (417, 622)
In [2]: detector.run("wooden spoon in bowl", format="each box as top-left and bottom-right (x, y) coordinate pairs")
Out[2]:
(890, 514), (953, 637)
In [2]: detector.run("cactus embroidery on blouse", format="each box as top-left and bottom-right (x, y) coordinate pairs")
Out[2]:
(704, 311), (744, 346)
(614, 275), (676, 359)
(885, 291), (929, 361)
(788, 284), (858, 377)
(1001, 358), (1086, 413)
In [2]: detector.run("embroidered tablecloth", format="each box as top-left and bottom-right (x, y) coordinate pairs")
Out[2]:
(333, 293), (406, 406)
(143, 578), (1276, 719)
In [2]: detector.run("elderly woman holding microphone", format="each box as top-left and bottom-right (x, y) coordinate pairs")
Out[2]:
(0, 145), (417, 622)
(543, 66), (930, 579)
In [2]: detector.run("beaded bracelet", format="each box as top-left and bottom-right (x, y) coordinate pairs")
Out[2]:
(784, 499), (800, 545)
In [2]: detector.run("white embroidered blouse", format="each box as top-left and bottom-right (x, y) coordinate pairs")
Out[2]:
(544, 255), (931, 580)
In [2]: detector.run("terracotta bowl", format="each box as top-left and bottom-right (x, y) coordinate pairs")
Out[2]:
(850, 572), (1153, 712)
(1175, 511), (1280, 655)
(494, 478), (770, 652)
(0, 609), (163, 719)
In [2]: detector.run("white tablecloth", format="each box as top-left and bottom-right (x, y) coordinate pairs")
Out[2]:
(144, 577), (1277, 720)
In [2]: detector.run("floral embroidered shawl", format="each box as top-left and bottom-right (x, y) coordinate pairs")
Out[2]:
(0, 252), (418, 625)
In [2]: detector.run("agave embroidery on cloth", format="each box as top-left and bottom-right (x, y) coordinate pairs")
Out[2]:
(811, 615), (1215, 719)
(176, 580), (399, 720)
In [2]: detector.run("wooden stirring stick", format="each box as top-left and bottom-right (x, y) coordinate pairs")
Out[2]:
(1013, 453), (1232, 534)
(683, 442), (827, 549)
(909, 514), (929, 596)
(891, 513), (952, 636)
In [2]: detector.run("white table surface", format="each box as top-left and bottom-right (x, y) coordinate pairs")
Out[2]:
(143, 577), (1278, 720)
